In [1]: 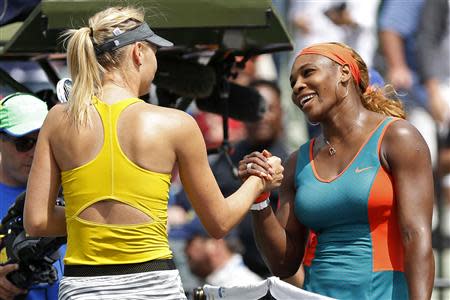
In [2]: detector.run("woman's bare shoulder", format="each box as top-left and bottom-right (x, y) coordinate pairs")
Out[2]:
(46, 103), (66, 117)
(383, 118), (424, 145)
(43, 103), (69, 129)
(382, 118), (431, 167)
(137, 103), (199, 130)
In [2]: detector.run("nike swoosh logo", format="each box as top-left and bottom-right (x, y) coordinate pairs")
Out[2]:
(355, 166), (373, 173)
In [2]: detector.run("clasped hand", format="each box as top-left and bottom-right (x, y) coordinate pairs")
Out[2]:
(238, 150), (284, 191)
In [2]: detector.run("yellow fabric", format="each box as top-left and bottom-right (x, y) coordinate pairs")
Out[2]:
(0, 243), (7, 262)
(61, 97), (172, 265)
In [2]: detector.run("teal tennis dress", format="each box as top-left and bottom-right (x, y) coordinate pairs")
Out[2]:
(294, 117), (408, 299)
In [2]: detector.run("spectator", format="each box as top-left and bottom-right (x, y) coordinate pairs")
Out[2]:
(184, 216), (262, 287)
(378, 0), (440, 167)
(416, 0), (450, 240)
(0, 93), (64, 300)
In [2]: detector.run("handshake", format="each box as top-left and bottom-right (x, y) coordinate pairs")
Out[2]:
(238, 150), (284, 210)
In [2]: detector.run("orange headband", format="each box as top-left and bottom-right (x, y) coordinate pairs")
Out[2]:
(297, 43), (361, 85)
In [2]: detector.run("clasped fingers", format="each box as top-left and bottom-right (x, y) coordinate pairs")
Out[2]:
(238, 151), (275, 181)
(266, 156), (284, 189)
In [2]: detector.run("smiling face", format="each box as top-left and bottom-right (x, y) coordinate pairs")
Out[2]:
(290, 54), (342, 122)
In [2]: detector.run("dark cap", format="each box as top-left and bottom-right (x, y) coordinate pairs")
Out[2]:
(183, 216), (210, 239)
(95, 22), (173, 55)
(182, 215), (243, 253)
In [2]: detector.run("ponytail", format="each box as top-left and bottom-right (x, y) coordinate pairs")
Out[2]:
(64, 27), (102, 128)
(326, 42), (407, 119)
(361, 85), (406, 119)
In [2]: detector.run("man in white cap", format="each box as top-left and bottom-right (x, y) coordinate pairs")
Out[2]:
(0, 93), (63, 300)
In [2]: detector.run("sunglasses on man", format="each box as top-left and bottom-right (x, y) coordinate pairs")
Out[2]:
(1, 133), (37, 152)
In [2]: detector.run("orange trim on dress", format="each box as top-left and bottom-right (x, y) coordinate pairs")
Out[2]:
(377, 117), (401, 157)
(310, 118), (387, 183)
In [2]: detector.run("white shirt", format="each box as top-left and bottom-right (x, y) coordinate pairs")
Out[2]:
(206, 254), (263, 287)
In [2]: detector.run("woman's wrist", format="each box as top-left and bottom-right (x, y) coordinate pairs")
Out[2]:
(250, 198), (270, 211)
(246, 174), (266, 193)
(252, 189), (271, 211)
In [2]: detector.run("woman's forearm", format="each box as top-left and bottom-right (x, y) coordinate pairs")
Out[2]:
(252, 208), (303, 278)
(403, 231), (435, 299)
(25, 206), (66, 237)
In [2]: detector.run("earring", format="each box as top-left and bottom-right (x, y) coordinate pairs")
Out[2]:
(335, 79), (349, 99)
(307, 119), (320, 126)
(342, 84), (349, 98)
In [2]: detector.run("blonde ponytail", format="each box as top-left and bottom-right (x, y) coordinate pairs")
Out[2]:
(64, 27), (102, 127)
(362, 85), (406, 119)
(63, 6), (145, 128)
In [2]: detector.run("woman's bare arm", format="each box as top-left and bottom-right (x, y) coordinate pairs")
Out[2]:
(382, 120), (434, 299)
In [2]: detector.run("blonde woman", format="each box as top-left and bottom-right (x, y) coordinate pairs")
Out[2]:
(23, 6), (283, 299)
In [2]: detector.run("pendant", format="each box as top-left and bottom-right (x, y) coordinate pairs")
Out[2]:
(328, 146), (336, 156)
(325, 139), (336, 156)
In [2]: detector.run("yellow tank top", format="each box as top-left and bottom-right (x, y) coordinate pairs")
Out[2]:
(61, 97), (172, 265)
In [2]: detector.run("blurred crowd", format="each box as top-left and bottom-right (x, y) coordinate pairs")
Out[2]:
(1, 0), (449, 298)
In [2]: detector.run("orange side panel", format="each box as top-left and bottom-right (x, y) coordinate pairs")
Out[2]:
(368, 169), (404, 272)
(303, 230), (317, 267)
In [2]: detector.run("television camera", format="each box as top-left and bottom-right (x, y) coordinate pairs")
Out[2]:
(0, 191), (66, 291)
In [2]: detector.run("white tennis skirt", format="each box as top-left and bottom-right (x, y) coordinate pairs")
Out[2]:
(58, 269), (187, 300)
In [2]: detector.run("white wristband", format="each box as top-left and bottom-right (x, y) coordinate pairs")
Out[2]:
(250, 199), (270, 211)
